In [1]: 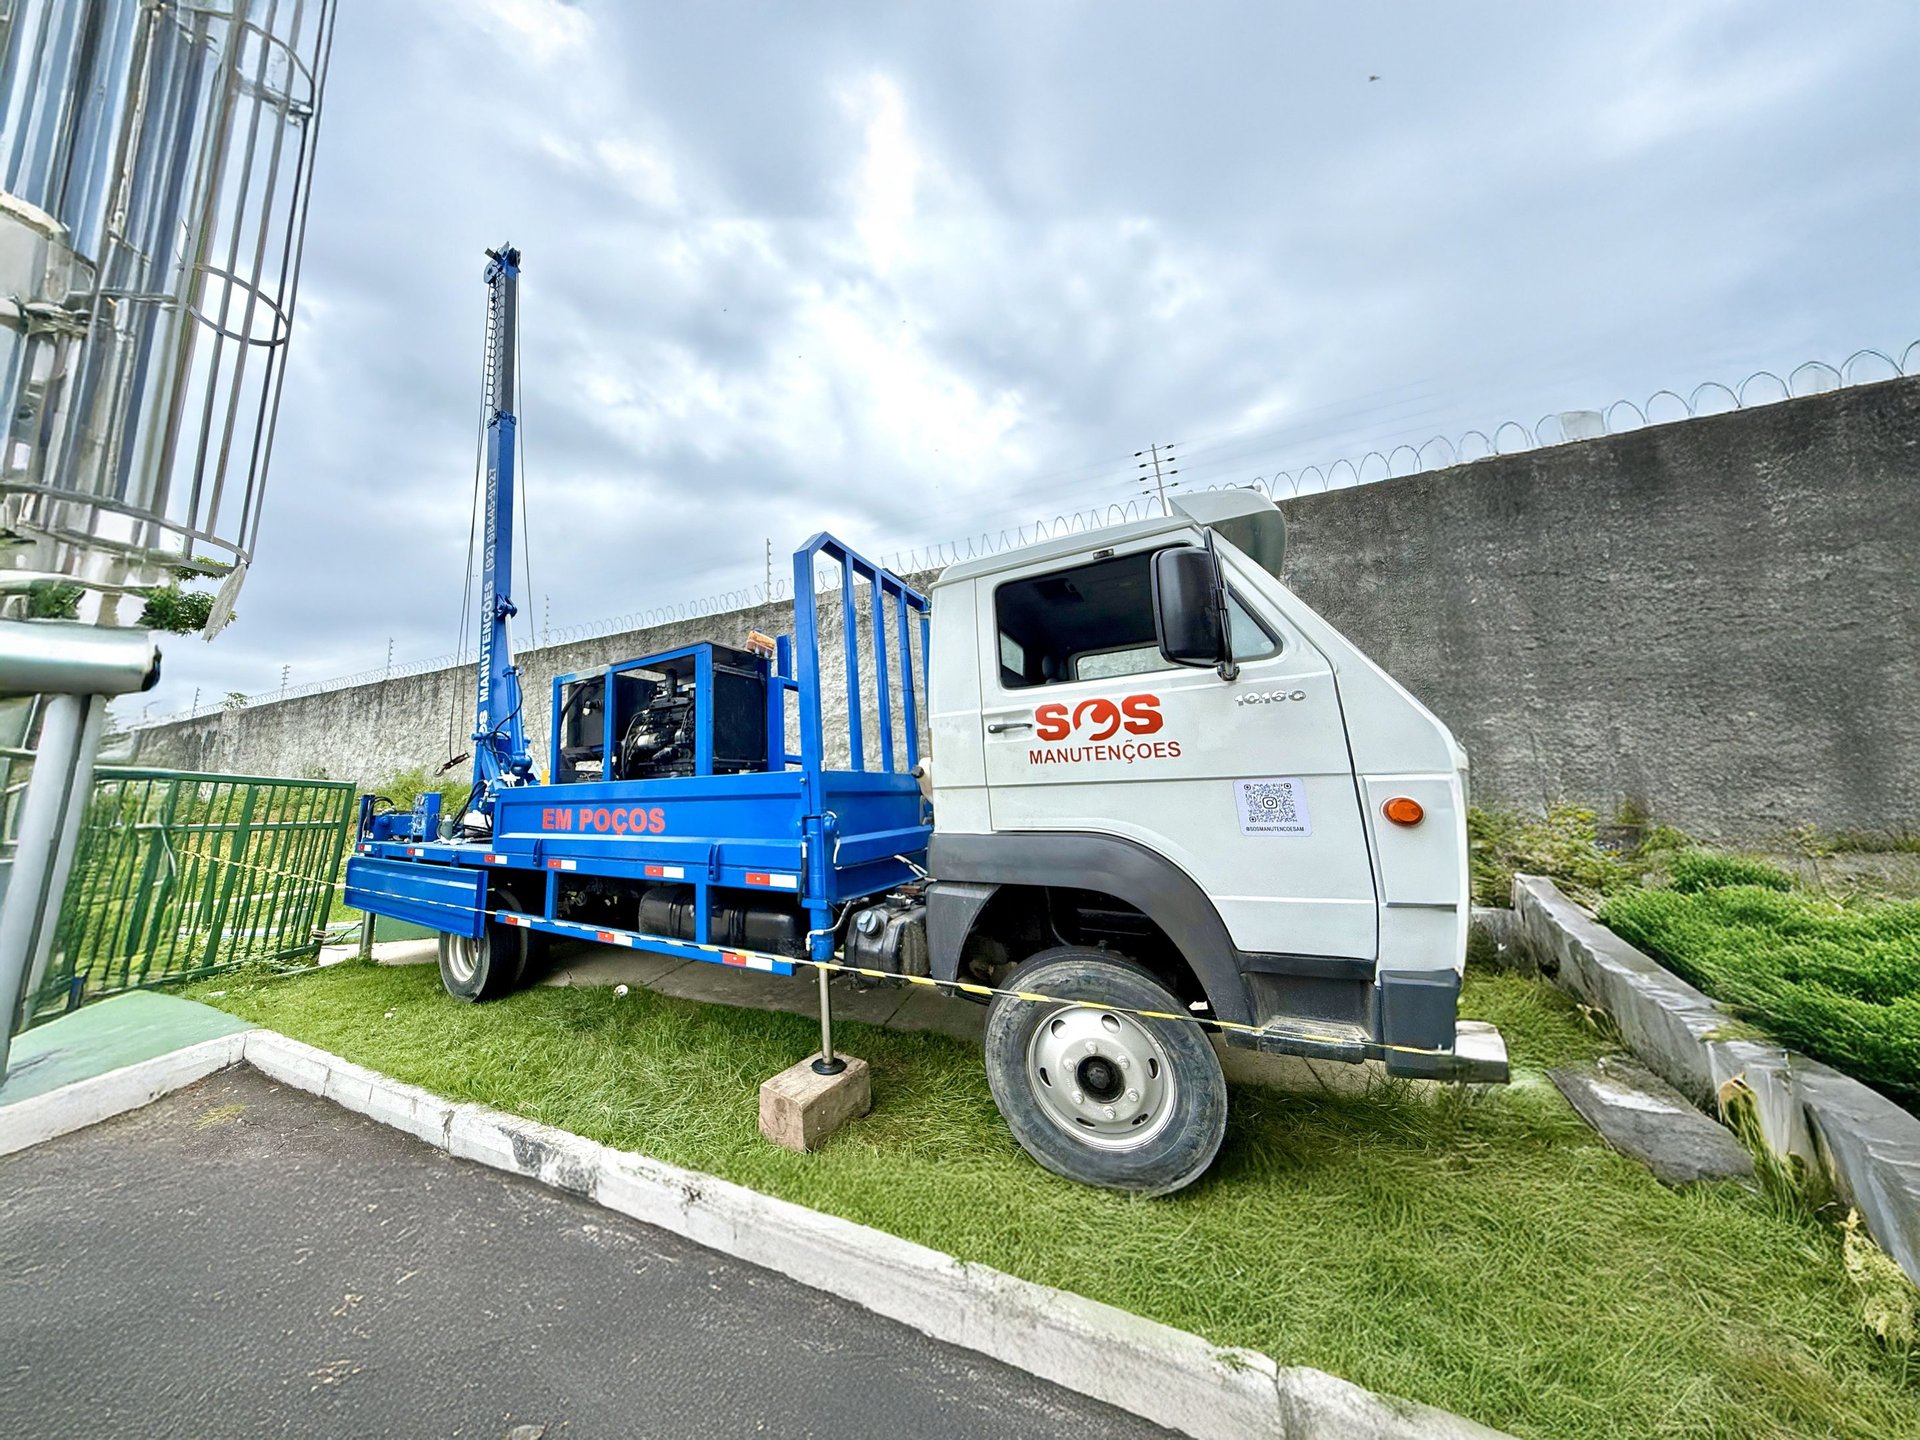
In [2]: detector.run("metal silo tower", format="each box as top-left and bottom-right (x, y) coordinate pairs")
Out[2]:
(0, 0), (338, 1068)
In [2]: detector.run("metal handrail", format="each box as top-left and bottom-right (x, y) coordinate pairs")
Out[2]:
(790, 533), (931, 777)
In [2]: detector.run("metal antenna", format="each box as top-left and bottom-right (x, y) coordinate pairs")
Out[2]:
(1135, 442), (1180, 512)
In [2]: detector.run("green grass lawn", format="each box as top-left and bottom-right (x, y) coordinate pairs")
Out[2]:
(181, 961), (1920, 1440)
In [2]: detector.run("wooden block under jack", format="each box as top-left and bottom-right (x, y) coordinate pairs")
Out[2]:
(759, 1054), (872, 1152)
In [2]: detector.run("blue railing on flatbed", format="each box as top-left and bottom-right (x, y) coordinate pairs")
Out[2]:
(792, 531), (931, 776)
(345, 533), (933, 973)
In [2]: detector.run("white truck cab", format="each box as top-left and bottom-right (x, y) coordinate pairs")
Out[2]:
(916, 489), (1496, 1193)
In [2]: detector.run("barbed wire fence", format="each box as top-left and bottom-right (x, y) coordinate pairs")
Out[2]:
(131, 343), (1918, 730)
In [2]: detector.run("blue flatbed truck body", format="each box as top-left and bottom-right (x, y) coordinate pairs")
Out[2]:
(344, 534), (932, 976)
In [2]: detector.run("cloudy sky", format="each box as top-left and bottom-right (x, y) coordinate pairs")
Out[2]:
(134, 0), (1919, 722)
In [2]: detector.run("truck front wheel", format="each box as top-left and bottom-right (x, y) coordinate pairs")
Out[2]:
(437, 921), (528, 1002)
(983, 948), (1227, 1196)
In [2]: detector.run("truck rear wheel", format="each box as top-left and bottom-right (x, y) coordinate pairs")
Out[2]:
(437, 921), (528, 1002)
(983, 947), (1227, 1196)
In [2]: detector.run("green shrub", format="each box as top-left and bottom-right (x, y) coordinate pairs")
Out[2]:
(372, 765), (470, 819)
(1668, 849), (1796, 894)
(1599, 885), (1920, 1110)
(26, 580), (84, 619)
(1467, 805), (1638, 908)
(136, 582), (236, 635)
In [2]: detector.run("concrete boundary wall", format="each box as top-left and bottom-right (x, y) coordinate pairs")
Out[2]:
(131, 379), (1919, 838)
(1277, 377), (1920, 839)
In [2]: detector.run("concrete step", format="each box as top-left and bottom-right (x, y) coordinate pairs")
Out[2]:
(1550, 1056), (1756, 1186)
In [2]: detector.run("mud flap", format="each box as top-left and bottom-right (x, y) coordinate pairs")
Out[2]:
(344, 856), (486, 939)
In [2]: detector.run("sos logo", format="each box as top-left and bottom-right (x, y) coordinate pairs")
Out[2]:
(1034, 694), (1163, 741)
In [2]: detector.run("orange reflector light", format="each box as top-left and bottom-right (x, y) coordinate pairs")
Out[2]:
(1382, 796), (1424, 826)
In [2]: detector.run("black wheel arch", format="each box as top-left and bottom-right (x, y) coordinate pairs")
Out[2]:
(926, 831), (1255, 1028)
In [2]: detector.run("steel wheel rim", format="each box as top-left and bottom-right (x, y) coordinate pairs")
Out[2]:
(1025, 1003), (1178, 1151)
(446, 934), (481, 986)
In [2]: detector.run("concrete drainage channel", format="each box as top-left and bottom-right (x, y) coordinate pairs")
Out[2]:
(1486, 875), (1920, 1289)
(1, 1027), (1511, 1440)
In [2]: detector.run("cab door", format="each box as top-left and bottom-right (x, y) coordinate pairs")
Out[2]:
(978, 540), (1377, 961)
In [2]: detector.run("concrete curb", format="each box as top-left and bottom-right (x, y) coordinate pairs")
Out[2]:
(6, 1020), (1512, 1439)
(240, 1030), (1510, 1440)
(0, 1031), (248, 1158)
(1507, 874), (1920, 1288)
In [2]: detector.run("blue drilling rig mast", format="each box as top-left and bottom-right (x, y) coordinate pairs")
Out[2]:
(471, 244), (537, 821)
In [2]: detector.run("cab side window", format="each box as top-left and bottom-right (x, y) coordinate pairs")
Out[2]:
(994, 549), (1279, 690)
(996, 552), (1162, 689)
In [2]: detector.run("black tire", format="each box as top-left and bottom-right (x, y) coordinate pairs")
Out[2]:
(437, 921), (528, 1002)
(508, 921), (546, 987)
(983, 947), (1227, 1197)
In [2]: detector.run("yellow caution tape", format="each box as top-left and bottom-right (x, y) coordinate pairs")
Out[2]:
(169, 845), (1457, 1059)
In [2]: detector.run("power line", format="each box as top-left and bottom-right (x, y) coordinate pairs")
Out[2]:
(1135, 442), (1178, 511)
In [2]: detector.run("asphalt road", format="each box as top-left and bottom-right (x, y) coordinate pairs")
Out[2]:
(1, 1068), (1173, 1439)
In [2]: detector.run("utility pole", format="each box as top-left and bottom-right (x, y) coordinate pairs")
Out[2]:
(384, 638), (393, 681)
(279, 664), (290, 699)
(191, 687), (200, 715)
(765, 537), (773, 598)
(1135, 442), (1179, 512)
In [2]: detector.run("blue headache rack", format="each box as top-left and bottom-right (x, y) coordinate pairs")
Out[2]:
(344, 534), (933, 975)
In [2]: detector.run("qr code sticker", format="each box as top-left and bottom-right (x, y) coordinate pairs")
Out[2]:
(1235, 777), (1312, 836)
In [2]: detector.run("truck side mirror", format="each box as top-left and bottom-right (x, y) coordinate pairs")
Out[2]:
(1151, 546), (1229, 671)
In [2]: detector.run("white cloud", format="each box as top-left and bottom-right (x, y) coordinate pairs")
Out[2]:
(839, 73), (933, 277)
(456, 0), (591, 67)
(1588, 11), (1853, 161)
(594, 137), (681, 212)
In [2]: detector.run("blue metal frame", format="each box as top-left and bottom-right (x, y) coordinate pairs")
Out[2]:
(548, 643), (772, 781)
(791, 532), (931, 777)
(348, 532), (933, 976)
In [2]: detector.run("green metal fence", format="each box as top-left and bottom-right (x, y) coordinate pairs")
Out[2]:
(26, 767), (356, 1024)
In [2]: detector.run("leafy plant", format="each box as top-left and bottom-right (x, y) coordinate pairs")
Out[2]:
(1668, 849), (1796, 894)
(1467, 805), (1646, 908)
(222, 691), (249, 711)
(25, 580), (84, 619)
(372, 764), (470, 819)
(1842, 1209), (1917, 1355)
(137, 582), (230, 635)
